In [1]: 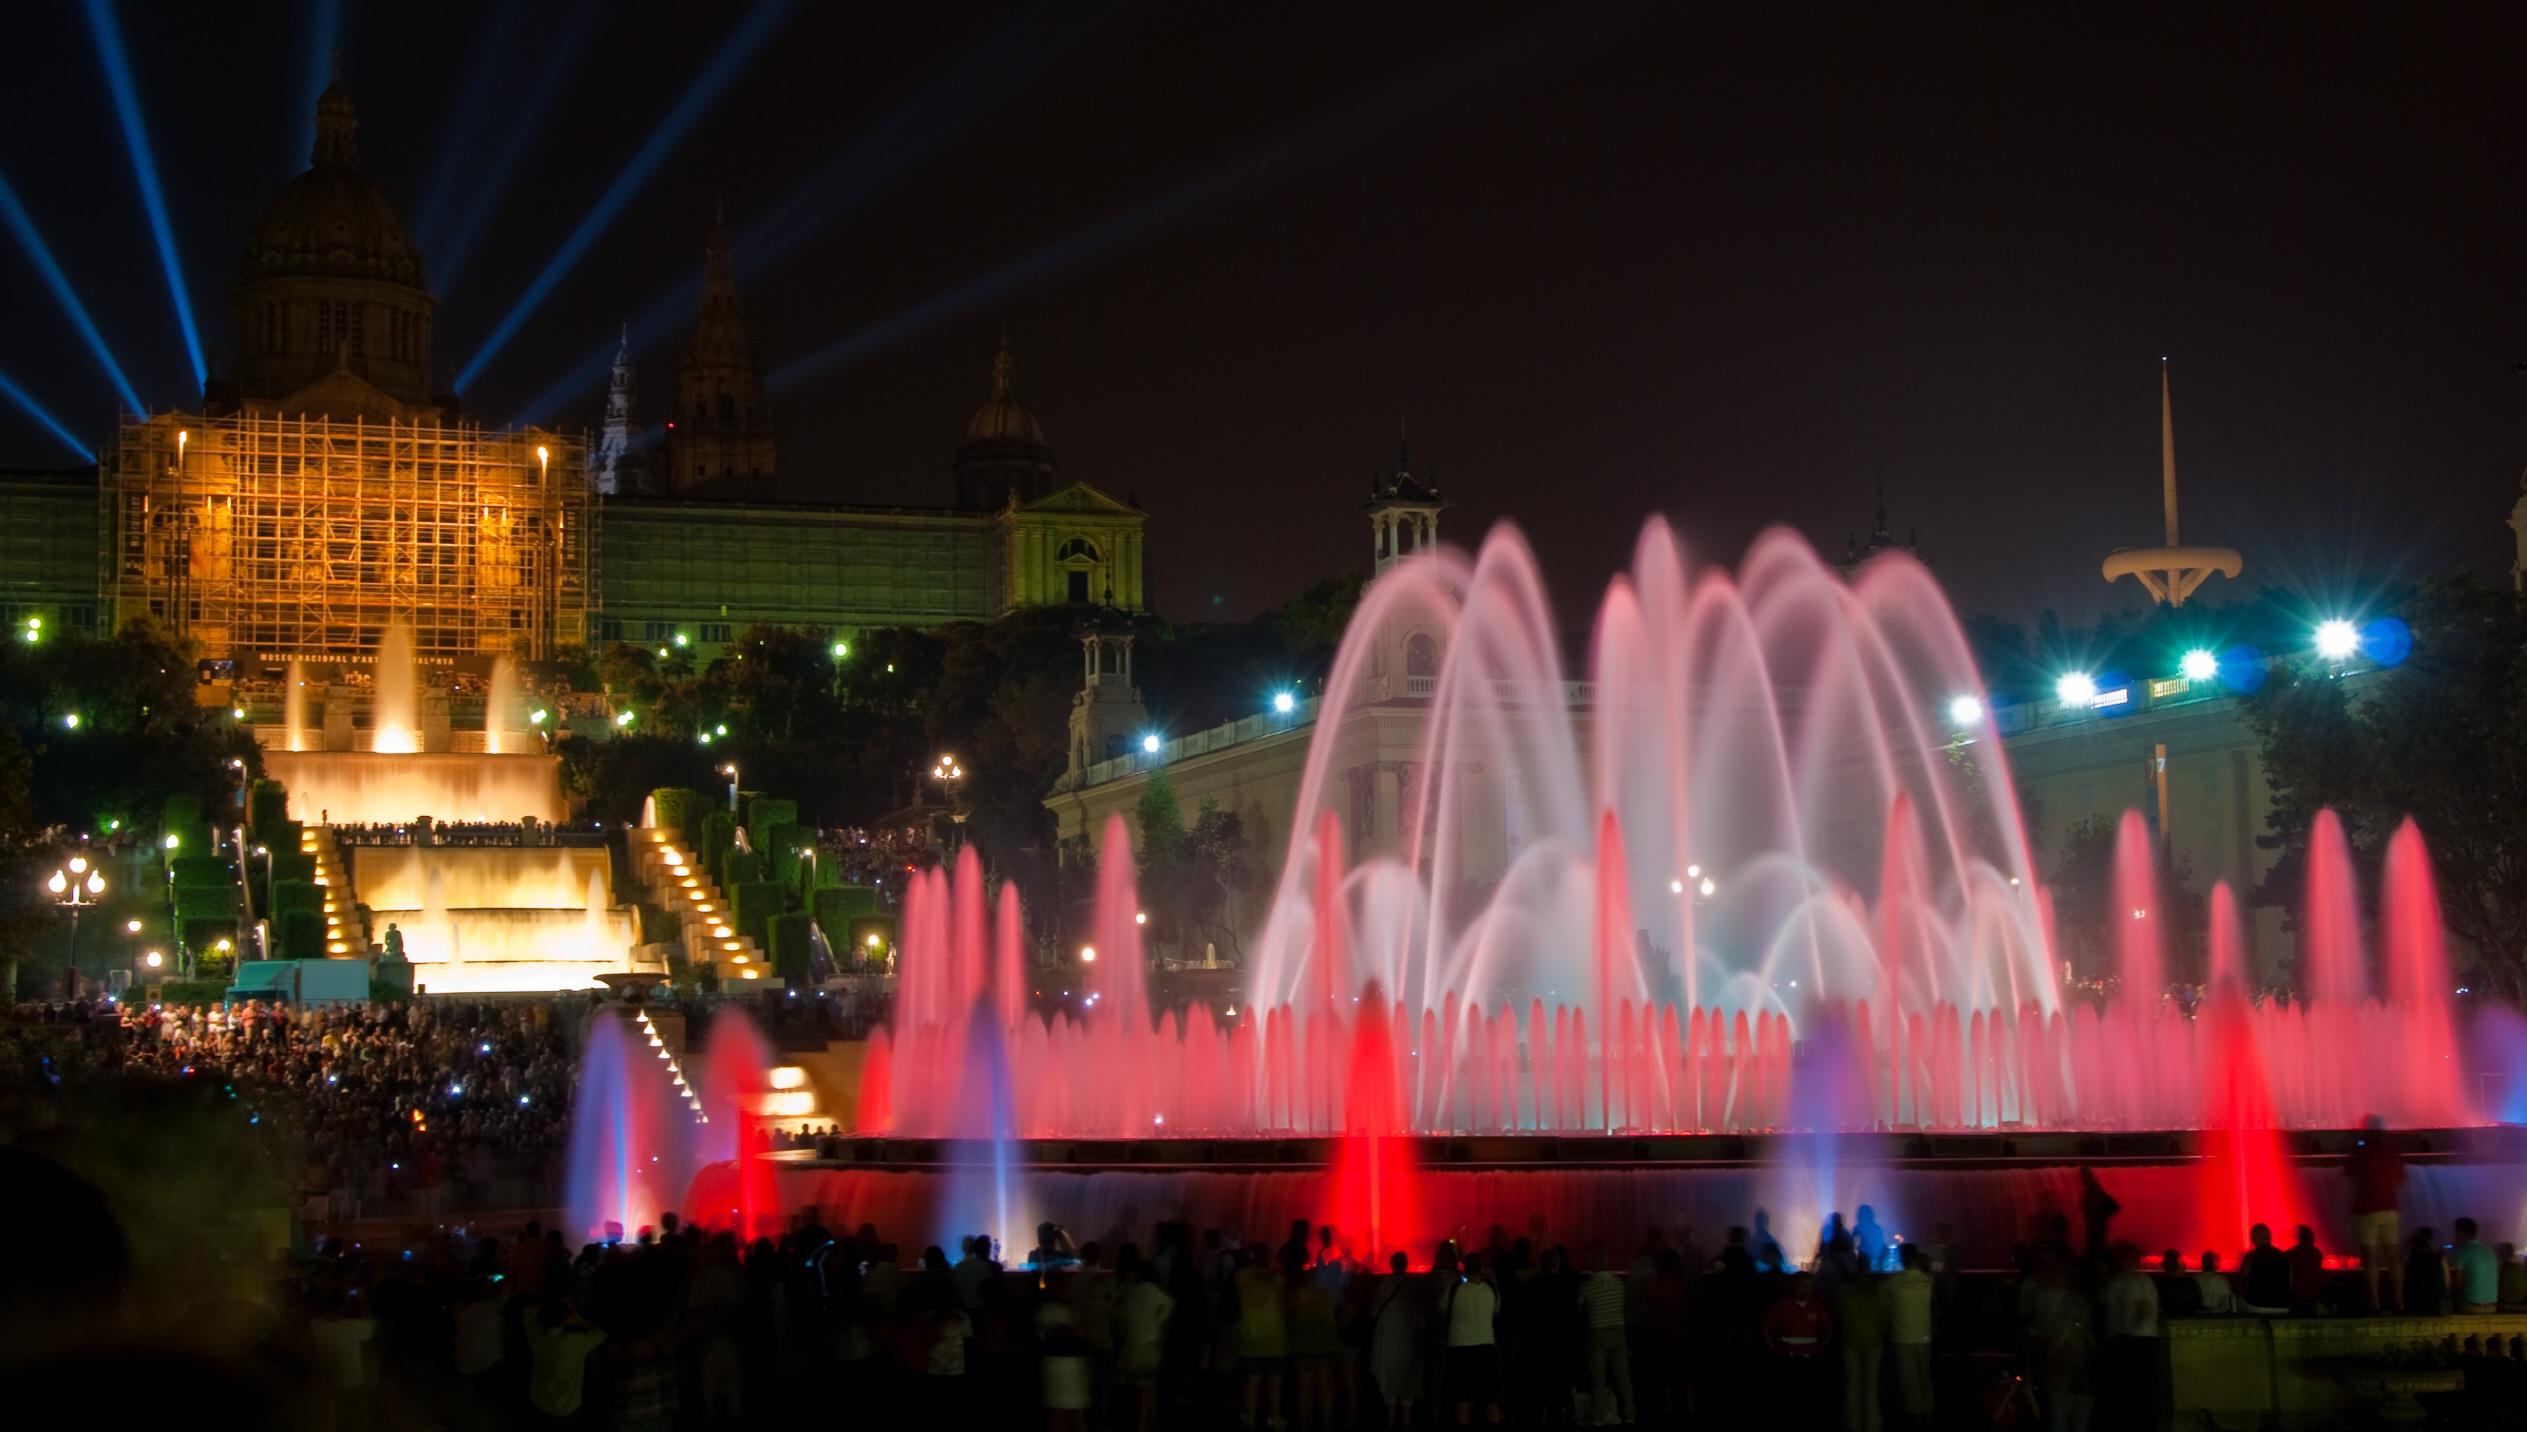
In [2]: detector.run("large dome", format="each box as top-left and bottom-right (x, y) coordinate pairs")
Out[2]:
(238, 83), (425, 287)
(242, 166), (426, 287)
(965, 341), (1047, 446)
(224, 80), (438, 415)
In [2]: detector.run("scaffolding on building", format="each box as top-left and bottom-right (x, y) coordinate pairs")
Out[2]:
(105, 411), (588, 668)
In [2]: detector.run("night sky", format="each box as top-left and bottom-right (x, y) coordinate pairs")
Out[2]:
(1, 2), (2520, 629)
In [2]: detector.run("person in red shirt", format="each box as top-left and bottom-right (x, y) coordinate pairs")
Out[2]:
(1763, 1271), (1835, 1426)
(2346, 1117), (2406, 1311)
(1763, 1271), (1833, 1357)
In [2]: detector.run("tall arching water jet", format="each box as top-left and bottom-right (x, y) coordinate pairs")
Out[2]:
(940, 1000), (1022, 1259)
(689, 1007), (776, 1236)
(858, 525), (2479, 1175)
(2302, 810), (2366, 1007)
(994, 882), (1026, 1032)
(2194, 990), (2312, 1253)
(284, 659), (310, 752)
(484, 655), (521, 755)
(2113, 810), (2164, 1000)
(2381, 820), (2463, 1127)
(1326, 984), (1423, 1264)
(566, 1012), (691, 1241)
(372, 620), (419, 753)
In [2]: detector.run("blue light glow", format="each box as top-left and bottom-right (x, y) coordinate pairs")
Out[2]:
(456, 0), (799, 392)
(84, 0), (206, 387)
(422, 0), (600, 299)
(297, 0), (340, 172)
(0, 169), (144, 415)
(2360, 616), (2412, 668)
(501, 4), (1102, 428)
(2216, 644), (2267, 695)
(0, 366), (96, 461)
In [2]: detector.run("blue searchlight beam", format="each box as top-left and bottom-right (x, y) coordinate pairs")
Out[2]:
(84, 0), (206, 388)
(0, 366), (97, 462)
(0, 167), (145, 416)
(456, 0), (799, 394)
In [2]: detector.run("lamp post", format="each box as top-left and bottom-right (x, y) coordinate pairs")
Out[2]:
(719, 762), (740, 813)
(46, 856), (107, 996)
(930, 754), (965, 851)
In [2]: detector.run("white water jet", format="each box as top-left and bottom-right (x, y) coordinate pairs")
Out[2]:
(284, 659), (310, 752)
(485, 656), (522, 755)
(372, 621), (419, 753)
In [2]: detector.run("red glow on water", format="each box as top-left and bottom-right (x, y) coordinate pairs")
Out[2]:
(2194, 992), (2313, 1252)
(1327, 984), (1424, 1265)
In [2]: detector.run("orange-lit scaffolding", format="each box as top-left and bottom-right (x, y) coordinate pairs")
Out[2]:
(106, 412), (587, 667)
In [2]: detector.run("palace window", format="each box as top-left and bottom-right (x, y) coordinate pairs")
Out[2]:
(315, 300), (364, 357)
(1406, 632), (1438, 678)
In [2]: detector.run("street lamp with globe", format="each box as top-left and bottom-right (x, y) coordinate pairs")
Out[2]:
(46, 855), (107, 995)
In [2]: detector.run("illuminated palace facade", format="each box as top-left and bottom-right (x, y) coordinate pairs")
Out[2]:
(0, 82), (1144, 672)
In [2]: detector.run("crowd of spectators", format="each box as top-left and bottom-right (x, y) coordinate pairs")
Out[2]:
(6, 997), (580, 1217)
(329, 821), (599, 847)
(21, 1198), (2517, 1432)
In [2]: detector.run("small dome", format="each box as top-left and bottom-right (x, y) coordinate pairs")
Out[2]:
(963, 339), (1047, 447)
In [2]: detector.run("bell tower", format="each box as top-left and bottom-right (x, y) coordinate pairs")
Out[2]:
(664, 204), (778, 492)
(1066, 624), (1150, 778)
(1366, 430), (1444, 575)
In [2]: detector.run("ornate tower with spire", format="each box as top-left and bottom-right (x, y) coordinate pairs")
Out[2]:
(1366, 427), (1444, 575)
(663, 205), (777, 492)
(224, 72), (438, 417)
(1839, 462), (1923, 576)
(590, 324), (641, 496)
(954, 334), (1058, 509)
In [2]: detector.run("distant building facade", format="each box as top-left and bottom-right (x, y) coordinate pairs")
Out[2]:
(0, 82), (1147, 671)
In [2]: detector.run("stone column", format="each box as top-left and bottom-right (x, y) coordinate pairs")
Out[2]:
(324, 684), (355, 752)
(420, 688), (453, 753)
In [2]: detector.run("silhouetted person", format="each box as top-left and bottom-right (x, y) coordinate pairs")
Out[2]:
(2238, 1224), (2291, 1313)
(2345, 1117), (2405, 1310)
(2286, 1226), (2326, 1312)
(2403, 1229), (2448, 1316)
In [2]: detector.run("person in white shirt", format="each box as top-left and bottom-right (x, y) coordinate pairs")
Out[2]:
(2195, 1250), (2237, 1315)
(1116, 1258), (1177, 1432)
(2101, 1244), (2165, 1432)
(1446, 1253), (1503, 1425)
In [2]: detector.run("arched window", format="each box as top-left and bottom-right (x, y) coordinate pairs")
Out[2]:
(717, 393), (735, 422)
(1405, 632), (1438, 678)
(1057, 537), (1102, 563)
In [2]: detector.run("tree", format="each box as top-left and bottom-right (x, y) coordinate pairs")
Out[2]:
(2046, 812), (2203, 988)
(1132, 772), (1250, 963)
(2243, 570), (2527, 999)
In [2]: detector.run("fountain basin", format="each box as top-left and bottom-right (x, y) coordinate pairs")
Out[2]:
(265, 750), (565, 824)
(756, 1128), (2525, 1268)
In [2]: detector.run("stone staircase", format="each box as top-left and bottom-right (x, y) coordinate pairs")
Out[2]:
(306, 826), (370, 956)
(631, 828), (769, 982)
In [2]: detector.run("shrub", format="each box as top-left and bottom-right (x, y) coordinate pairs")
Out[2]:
(730, 881), (785, 948)
(766, 821), (814, 891)
(248, 781), (289, 842)
(769, 911), (814, 986)
(648, 787), (707, 839)
(277, 909), (324, 961)
(744, 797), (797, 843)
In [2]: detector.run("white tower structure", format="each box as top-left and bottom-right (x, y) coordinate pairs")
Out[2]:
(2102, 360), (2242, 606)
